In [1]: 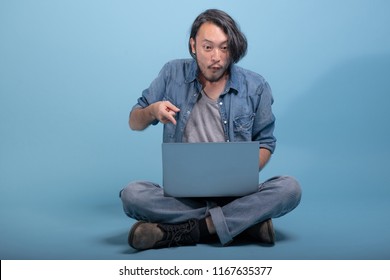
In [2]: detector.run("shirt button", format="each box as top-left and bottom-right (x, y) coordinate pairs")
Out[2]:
(219, 102), (223, 105)
(224, 120), (227, 124)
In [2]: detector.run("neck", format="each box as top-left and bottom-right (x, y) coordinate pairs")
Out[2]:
(199, 73), (229, 100)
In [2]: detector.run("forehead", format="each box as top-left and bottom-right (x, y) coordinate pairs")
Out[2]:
(196, 22), (228, 43)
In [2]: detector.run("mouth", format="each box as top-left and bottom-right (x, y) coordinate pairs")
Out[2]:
(209, 65), (222, 71)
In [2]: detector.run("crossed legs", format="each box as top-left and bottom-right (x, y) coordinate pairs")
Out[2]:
(120, 176), (301, 249)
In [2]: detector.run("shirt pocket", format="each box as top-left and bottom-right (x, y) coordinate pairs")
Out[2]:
(233, 114), (255, 141)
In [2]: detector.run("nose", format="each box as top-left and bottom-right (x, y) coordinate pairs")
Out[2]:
(211, 48), (221, 62)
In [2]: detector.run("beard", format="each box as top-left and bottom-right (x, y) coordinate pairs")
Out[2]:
(196, 58), (231, 83)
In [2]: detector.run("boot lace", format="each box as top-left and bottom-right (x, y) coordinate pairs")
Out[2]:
(158, 219), (199, 247)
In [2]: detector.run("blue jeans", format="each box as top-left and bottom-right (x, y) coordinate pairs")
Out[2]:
(120, 176), (301, 245)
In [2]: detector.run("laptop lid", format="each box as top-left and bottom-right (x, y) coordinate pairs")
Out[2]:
(162, 141), (259, 197)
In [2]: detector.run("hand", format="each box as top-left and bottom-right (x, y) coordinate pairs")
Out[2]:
(152, 101), (180, 125)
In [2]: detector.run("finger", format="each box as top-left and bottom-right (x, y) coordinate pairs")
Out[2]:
(164, 111), (177, 125)
(161, 114), (177, 125)
(164, 101), (180, 113)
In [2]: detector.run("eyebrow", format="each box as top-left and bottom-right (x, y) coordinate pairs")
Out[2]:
(202, 39), (228, 45)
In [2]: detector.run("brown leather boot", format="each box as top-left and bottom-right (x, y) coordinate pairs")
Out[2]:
(128, 219), (200, 250)
(244, 219), (275, 244)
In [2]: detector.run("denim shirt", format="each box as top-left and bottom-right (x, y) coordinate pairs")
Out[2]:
(132, 59), (276, 153)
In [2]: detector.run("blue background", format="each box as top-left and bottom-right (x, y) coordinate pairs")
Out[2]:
(1, 0), (389, 259)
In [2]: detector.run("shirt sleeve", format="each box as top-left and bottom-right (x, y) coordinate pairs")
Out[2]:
(130, 62), (171, 125)
(252, 81), (277, 153)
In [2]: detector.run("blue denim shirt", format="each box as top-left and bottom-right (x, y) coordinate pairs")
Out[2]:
(132, 59), (276, 153)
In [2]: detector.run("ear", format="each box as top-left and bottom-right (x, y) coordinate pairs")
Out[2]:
(190, 38), (196, 54)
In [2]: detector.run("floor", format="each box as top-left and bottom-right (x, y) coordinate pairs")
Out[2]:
(1, 55), (390, 260)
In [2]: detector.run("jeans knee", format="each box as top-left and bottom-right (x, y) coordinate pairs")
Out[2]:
(120, 181), (147, 211)
(282, 176), (302, 206)
(119, 183), (135, 212)
(120, 182), (146, 219)
(266, 175), (302, 206)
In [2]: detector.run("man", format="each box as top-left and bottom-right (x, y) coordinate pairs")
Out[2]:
(120, 9), (301, 250)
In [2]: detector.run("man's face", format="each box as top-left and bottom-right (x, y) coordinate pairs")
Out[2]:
(190, 22), (231, 83)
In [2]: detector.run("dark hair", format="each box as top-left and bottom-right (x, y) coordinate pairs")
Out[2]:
(189, 9), (247, 64)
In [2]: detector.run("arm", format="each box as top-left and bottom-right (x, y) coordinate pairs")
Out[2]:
(253, 81), (276, 167)
(129, 101), (180, 131)
(259, 148), (271, 170)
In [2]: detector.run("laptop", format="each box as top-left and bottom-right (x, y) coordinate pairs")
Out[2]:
(162, 141), (259, 197)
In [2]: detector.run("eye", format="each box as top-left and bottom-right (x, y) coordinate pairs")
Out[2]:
(203, 44), (213, 52)
(220, 46), (228, 52)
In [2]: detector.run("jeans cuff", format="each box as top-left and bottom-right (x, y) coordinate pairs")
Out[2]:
(209, 206), (233, 245)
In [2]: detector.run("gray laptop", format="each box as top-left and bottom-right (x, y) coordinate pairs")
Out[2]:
(162, 141), (259, 197)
